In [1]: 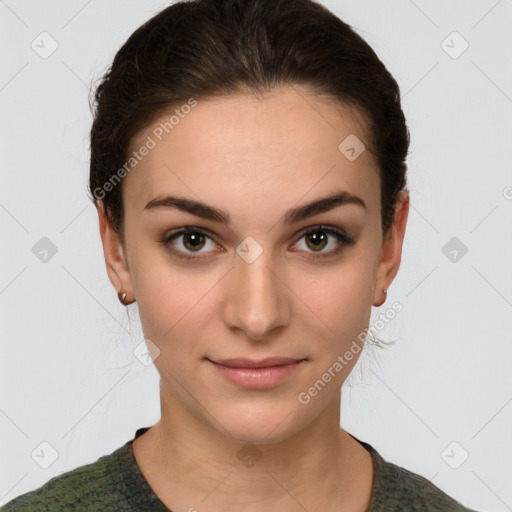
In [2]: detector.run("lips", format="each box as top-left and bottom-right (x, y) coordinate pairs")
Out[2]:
(210, 357), (305, 368)
(207, 357), (306, 388)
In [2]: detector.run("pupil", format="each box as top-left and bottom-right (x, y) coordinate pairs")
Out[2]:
(308, 232), (326, 251)
(185, 233), (204, 250)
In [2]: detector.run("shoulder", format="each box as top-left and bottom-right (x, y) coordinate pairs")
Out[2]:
(353, 436), (478, 512)
(374, 457), (477, 511)
(0, 443), (129, 512)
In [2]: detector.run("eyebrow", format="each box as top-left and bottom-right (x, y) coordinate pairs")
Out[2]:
(143, 190), (366, 225)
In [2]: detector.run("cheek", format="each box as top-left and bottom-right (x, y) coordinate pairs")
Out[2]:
(290, 269), (374, 402)
(291, 255), (375, 349)
(136, 269), (213, 338)
(130, 247), (223, 363)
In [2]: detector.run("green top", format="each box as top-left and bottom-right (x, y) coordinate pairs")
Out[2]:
(1, 427), (477, 511)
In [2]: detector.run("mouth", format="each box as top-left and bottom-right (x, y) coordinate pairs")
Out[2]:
(206, 357), (306, 389)
(210, 357), (305, 368)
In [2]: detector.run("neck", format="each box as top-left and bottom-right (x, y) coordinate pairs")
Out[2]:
(133, 381), (373, 512)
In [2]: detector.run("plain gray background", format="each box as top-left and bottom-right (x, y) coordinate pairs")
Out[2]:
(1, 1), (511, 510)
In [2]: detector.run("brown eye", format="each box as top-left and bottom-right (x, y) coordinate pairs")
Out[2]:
(304, 231), (328, 252)
(161, 227), (219, 261)
(293, 226), (354, 259)
(182, 232), (207, 252)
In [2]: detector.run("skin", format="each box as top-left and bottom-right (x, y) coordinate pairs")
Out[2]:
(97, 84), (409, 512)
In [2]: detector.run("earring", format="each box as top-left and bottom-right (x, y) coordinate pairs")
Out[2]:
(118, 291), (135, 306)
(374, 287), (388, 307)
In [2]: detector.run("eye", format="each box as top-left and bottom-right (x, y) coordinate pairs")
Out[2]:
(161, 227), (220, 261)
(161, 225), (355, 262)
(291, 225), (355, 259)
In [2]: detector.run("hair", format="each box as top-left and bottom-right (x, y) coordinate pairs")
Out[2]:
(88, 0), (409, 249)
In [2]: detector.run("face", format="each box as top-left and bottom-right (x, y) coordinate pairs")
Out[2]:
(98, 85), (408, 444)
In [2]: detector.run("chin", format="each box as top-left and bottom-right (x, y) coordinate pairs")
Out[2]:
(210, 400), (313, 446)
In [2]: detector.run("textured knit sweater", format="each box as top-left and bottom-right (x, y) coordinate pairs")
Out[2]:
(1, 427), (478, 511)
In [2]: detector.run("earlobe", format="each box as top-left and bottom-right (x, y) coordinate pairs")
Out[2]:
(372, 190), (410, 307)
(97, 201), (135, 304)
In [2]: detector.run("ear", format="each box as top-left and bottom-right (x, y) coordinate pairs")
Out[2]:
(373, 189), (409, 307)
(97, 200), (134, 302)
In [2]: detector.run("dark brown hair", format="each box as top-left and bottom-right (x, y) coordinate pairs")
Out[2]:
(88, 0), (409, 245)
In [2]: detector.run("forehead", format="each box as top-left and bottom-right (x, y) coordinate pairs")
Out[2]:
(123, 85), (380, 218)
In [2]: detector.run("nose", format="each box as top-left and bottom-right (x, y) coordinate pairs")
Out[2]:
(223, 243), (291, 341)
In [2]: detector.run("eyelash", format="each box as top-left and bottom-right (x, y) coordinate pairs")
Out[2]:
(160, 225), (355, 262)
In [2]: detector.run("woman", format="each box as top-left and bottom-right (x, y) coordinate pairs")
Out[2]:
(1, 0), (478, 510)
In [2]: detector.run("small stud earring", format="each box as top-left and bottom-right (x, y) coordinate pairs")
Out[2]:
(118, 291), (135, 306)
(377, 288), (388, 306)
